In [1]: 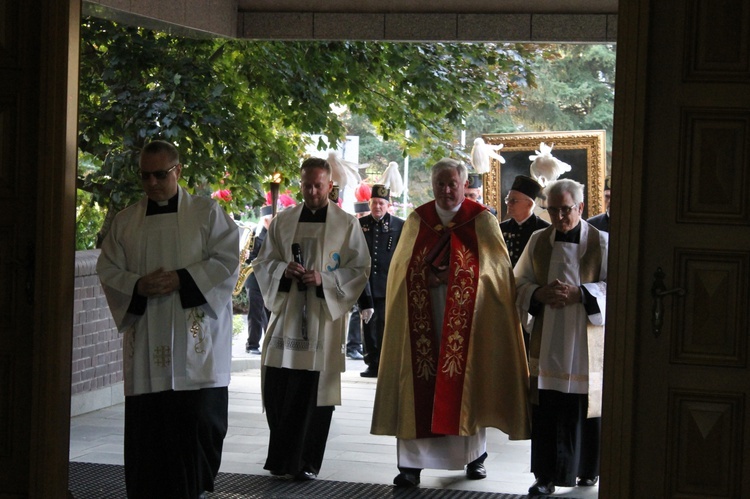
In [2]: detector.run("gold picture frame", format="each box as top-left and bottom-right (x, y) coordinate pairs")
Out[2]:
(482, 130), (607, 220)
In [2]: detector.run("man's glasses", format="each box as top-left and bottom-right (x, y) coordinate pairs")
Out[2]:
(139, 164), (178, 181)
(546, 205), (577, 216)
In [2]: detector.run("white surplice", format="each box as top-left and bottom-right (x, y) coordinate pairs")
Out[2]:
(253, 201), (370, 406)
(514, 221), (607, 397)
(97, 187), (239, 395)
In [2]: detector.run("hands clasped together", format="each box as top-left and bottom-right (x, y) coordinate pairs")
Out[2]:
(285, 261), (322, 287)
(137, 268), (180, 297)
(533, 279), (582, 309)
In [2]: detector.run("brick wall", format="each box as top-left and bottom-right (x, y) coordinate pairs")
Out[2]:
(71, 250), (124, 415)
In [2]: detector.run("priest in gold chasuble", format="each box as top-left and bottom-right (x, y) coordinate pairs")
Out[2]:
(371, 158), (530, 488)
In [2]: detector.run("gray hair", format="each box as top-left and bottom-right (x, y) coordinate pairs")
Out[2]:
(544, 178), (585, 204)
(431, 158), (468, 184)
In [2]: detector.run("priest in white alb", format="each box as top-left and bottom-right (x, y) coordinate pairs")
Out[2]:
(253, 157), (370, 480)
(514, 178), (607, 497)
(97, 140), (239, 499)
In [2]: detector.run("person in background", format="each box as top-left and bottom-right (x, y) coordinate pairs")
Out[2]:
(371, 158), (530, 488)
(345, 200), (373, 360)
(514, 178), (607, 496)
(357, 185), (404, 378)
(464, 172), (497, 215)
(244, 205), (272, 355)
(586, 175), (611, 233)
(253, 157), (370, 481)
(97, 140), (239, 499)
(500, 175), (549, 268)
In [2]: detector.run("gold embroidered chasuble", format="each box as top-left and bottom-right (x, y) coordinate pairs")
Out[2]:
(371, 199), (530, 441)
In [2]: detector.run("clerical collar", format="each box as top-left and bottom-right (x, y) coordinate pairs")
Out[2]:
(555, 222), (582, 243)
(146, 193), (178, 215)
(300, 204), (328, 223)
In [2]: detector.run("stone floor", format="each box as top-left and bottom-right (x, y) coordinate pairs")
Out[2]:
(69, 333), (598, 498)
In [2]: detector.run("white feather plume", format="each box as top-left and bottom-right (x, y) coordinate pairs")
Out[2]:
(326, 151), (362, 191)
(379, 161), (404, 197)
(470, 137), (505, 174)
(528, 142), (572, 187)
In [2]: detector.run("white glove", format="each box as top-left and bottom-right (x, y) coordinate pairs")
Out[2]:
(360, 308), (374, 324)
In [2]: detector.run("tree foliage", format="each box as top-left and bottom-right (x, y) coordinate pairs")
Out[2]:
(77, 17), (544, 245)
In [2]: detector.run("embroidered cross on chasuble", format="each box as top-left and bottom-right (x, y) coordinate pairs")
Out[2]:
(407, 201), (485, 438)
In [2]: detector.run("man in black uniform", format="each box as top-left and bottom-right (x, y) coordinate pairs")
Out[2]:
(358, 184), (404, 378)
(244, 205), (272, 354)
(500, 175), (549, 267)
(586, 176), (611, 233)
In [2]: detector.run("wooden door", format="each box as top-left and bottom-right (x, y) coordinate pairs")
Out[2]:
(603, 0), (750, 497)
(0, 0), (79, 496)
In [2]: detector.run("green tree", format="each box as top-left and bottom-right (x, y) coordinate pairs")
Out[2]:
(78, 17), (545, 245)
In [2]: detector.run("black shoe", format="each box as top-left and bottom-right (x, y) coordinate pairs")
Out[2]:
(269, 469), (285, 476)
(249, 348), (261, 355)
(577, 476), (599, 486)
(294, 471), (317, 481)
(466, 461), (486, 480)
(393, 470), (420, 487)
(346, 350), (364, 360)
(245, 340), (252, 353)
(360, 367), (378, 378)
(528, 478), (556, 496)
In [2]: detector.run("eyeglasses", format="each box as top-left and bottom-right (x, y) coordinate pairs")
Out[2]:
(139, 164), (178, 181)
(546, 205), (578, 216)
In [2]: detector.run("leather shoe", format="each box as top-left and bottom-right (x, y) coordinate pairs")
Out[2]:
(249, 348), (261, 355)
(466, 461), (487, 480)
(346, 350), (364, 360)
(360, 367), (378, 378)
(577, 476), (599, 486)
(393, 470), (420, 487)
(528, 478), (555, 496)
(294, 471), (317, 481)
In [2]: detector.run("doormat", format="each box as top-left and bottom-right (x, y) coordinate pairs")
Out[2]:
(69, 461), (546, 498)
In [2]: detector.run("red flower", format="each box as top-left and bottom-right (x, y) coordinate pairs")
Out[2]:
(211, 189), (232, 202)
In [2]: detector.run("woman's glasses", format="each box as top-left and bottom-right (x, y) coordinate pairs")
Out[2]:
(139, 164), (178, 181)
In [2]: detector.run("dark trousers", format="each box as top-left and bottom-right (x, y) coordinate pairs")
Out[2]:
(530, 389), (600, 486)
(124, 387), (228, 499)
(245, 273), (269, 350)
(362, 298), (386, 369)
(263, 366), (334, 475)
(346, 306), (362, 355)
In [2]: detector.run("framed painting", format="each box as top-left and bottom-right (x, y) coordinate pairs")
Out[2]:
(481, 130), (607, 220)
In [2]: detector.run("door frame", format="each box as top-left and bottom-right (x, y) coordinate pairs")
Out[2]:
(33, 1), (645, 497)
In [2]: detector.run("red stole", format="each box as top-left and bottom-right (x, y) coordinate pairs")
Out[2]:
(406, 200), (485, 437)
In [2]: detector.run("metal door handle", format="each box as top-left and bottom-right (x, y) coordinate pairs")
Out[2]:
(651, 267), (685, 337)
